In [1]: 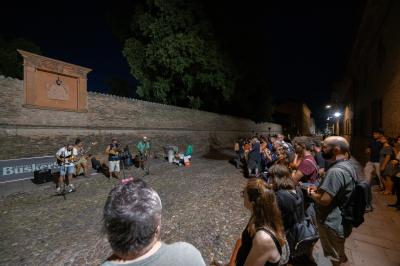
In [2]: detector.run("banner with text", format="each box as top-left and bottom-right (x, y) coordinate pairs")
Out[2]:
(0, 156), (60, 183)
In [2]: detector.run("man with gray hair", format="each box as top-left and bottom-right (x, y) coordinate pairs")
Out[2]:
(102, 179), (205, 266)
(308, 136), (356, 266)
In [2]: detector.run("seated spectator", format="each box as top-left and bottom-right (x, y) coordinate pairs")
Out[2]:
(234, 178), (289, 266)
(173, 144), (193, 166)
(102, 179), (205, 266)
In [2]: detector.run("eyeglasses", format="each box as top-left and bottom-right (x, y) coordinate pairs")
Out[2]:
(240, 190), (245, 198)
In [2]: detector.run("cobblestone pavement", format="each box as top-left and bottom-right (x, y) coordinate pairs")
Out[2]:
(0, 152), (249, 266)
(1, 152), (400, 266)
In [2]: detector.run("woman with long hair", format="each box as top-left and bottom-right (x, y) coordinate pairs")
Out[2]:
(269, 164), (317, 265)
(235, 178), (288, 266)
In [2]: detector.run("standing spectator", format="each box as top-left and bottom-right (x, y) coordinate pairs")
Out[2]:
(388, 158), (400, 209)
(379, 135), (394, 195)
(102, 179), (205, 266)
(235, 178), (288, 266)
(233, 139), (243, 169)
(291, 137), (319, 185)
(364, 129), (383, 190)
(247, 137), (261, 177)
(308, 136), (356, 266)
(312, 139), (326, 178)
(269, 164), (317, 265)
(394, 136), (400, 155)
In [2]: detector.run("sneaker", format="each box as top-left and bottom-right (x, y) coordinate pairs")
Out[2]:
(56, 187), (61, 194)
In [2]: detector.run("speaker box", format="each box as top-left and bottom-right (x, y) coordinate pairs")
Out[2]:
(33, 169), (53, 184)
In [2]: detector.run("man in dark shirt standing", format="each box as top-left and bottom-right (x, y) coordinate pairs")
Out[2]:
(364, 130), (383, 189)
(308, 136), (356, 266)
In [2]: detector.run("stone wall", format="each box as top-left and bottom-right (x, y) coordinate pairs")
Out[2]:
(0, 76), (281, 160)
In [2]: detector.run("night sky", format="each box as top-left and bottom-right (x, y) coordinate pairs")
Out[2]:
(1, 1), (364, 129)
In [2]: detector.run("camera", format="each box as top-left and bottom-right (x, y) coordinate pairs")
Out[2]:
(110, 143), (119, 149)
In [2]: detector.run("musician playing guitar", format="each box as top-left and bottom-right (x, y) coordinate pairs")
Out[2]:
(55, 144), (78, 194)
(74, 138), (98, 177)
(105, 138), (121, 179)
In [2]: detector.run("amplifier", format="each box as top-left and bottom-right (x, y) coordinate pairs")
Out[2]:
(33, 169), (53, 184)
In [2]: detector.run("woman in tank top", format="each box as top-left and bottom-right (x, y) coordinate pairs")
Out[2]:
(235, 178), (287, 266)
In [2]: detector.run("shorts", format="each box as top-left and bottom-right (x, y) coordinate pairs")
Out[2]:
(60, 165), (75, 177)
(109, 160), (120, 172)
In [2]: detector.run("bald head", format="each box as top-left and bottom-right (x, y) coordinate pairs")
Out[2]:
(324, 136), (350, 154)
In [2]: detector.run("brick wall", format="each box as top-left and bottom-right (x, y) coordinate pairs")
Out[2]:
(0, 76), (281, 160)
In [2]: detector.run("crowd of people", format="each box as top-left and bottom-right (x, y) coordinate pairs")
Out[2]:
(100, 132), (387, 266)
(56, 130), (400, 265)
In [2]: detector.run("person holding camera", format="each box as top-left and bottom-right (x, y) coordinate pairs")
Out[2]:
(106, 138), (121, 179)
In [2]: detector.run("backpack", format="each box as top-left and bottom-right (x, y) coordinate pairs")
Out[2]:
(284, 188), (319, 257)
(334, 162), (368, 229)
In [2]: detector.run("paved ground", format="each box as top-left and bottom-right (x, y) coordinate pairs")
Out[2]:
(0, 151), (400, 266)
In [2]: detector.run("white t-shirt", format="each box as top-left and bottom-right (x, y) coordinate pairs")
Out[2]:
(56, 147), (78, 167)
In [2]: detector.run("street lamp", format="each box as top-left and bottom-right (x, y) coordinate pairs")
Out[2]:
(334, 112), (341, 118)
(325, 104), (332, 109)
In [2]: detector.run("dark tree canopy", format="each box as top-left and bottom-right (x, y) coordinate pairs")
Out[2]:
(107, 0), (274, 121)
(0, 36), (40, 79)
(105, 76), (136, 98)
(122, 0), (237, 110)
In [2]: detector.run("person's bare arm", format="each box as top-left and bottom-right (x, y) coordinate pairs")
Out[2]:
(105, 146), (111, 155)
(292, 169), (304, 184)
(308, 188), (333, 206)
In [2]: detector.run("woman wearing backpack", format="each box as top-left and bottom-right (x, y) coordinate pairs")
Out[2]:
(269, 164), (318, 266)
(235, 178), (289, 266)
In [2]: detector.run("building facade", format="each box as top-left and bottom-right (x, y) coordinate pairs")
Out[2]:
(333, 0), (400, 161)
(273, 101), (314, 137)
